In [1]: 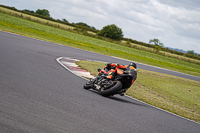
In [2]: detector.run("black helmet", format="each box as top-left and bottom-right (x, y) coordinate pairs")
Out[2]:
(129, 62), (137, 69)
(106, 63), (112, 69)
(107, 63), (112, 67)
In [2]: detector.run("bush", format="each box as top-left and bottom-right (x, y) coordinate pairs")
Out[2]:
(97, 24), (123, 40)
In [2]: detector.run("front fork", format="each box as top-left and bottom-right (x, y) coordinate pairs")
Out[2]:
(92, 77), (109, 91)
(89, 75), (101, 91)
(93, 84), (101, 91)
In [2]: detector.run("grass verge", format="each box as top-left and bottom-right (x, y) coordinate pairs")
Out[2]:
(0, 11), (200, 77)
(76, 60), (200, 123)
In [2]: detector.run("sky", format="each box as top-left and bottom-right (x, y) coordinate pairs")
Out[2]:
(1, 0), (200, 54)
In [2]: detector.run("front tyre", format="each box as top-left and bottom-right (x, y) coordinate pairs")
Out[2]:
(100, 81), (122, 97)
(83, 81), (93, 90)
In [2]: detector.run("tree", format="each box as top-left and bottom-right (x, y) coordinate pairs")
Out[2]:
(97, 24), (123, 40)
(90, 26), (96, 30)
(149, 39), (164, 47)
(187, 50), (197, 55)
(23, 9), (34, 13)
(62, 19), (68, 23)
(76, 22), (89, 27)
(75, 22), (96, 30)
(35, 9), (50, 17)
(149, 38), (164, 53)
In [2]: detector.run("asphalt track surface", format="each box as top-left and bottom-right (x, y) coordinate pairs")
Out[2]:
(0, 31), (200, 133)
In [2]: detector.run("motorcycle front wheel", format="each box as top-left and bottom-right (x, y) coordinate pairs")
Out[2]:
(99, 81), (122, 97)
(83, 80), (93, 90)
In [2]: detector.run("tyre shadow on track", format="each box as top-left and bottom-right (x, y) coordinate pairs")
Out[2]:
(88, 89), (148, 107)
(107, 96), (148, 107)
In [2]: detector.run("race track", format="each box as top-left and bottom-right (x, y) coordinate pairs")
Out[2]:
(0, 31), (200, 133)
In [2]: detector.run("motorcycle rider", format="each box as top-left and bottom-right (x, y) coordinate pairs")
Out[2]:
(85, 62), (137, 96)
(89, 62), (137, 87)
(104, 62), (137, 84)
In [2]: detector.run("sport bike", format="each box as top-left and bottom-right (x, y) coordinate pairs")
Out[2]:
(83, 68), (133, 97)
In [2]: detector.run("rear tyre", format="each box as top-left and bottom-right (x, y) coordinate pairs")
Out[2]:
(99, 81), (122, 97)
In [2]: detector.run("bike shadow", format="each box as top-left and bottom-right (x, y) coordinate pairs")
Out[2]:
(88, 89), (147, 107)
(107, 96), (148, 107)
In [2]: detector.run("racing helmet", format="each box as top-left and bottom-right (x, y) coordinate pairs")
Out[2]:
(129, 62), (137, 69)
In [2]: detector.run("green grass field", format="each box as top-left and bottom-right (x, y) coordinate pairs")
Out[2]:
(0, 11), (200, 78)
(76, 60), (200, 123)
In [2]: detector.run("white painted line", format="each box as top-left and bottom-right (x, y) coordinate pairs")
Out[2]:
(125, 95), (200, 125)
(62, 62), (79, 67)
(73, 71), (94, 78)
(56, 57), (92, 80)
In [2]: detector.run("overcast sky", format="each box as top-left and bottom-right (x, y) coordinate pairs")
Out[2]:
(1, 0), (200, 54)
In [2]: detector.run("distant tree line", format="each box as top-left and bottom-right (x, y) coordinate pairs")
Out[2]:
(0, 5), (98, 33)
(24, 9), (50, 17)
(187, 50), (198, 56)
(123, 37), (200, 59)
(74, 22), (96, 30)
(22, 9), (50, 17)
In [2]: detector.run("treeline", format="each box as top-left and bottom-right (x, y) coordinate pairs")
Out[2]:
(123, 38), (200, 60)
(0, 5), (98, 33)
(1, 4), (200, 61)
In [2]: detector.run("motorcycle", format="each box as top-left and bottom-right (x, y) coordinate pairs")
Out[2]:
(83, 68), (134, 97)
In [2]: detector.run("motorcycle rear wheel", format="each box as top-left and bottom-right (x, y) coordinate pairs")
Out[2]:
(100, 81), (122, 97)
